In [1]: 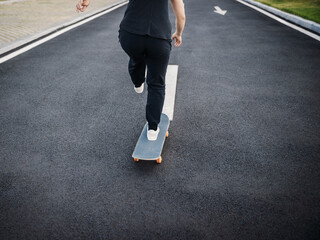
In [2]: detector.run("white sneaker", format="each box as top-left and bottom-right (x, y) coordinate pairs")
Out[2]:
(134, 83), (144, 93)
(147, 127), (160, 141)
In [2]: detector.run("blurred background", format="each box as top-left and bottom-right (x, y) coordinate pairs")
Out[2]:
(0, 0), (122, 49)
(0, 0), (319, 50)
(254, 0), (320, 23)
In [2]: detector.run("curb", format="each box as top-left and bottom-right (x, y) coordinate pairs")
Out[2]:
(0, 0), (128, 57)
(240, 0), (320, 35)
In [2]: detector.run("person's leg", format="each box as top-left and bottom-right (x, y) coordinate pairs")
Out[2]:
(128, 58), (146, 88)
(145, 37), (172, 130)
(119, 30), (146, 87)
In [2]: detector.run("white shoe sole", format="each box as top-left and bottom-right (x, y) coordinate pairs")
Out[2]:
(134, 83), (144, 94)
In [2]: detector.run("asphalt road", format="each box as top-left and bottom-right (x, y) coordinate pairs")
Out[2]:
(1, 0), (320, 239)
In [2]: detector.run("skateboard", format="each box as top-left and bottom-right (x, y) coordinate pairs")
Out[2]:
(132, 113), (170, 164)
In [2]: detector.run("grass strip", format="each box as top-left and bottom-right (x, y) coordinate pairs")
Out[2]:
(254, 0), (320, 23)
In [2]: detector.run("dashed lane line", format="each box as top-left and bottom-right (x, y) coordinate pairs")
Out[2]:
(163, 65), (179, 121)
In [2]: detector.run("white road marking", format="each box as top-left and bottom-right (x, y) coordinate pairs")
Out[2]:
(236, 0), (320, 41)
(162, 65), (179, 121)
(214, 6), (227, 15)
(0, 1), (129, 64)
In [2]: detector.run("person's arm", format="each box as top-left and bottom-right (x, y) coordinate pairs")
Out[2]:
(170, 0), (186, 47)
(76, 0), (90, 12)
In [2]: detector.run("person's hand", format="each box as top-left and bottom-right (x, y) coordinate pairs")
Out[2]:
(76, 0), (90, 12)
(171, 32), (182, 47)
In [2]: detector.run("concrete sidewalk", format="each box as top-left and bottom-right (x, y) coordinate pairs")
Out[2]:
(0, 0), (122, 51)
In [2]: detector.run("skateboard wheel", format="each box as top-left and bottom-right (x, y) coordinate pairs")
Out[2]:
(166, 131), (169, 138)
(134, 158), (140, 162)
(156, 156), (162, 164)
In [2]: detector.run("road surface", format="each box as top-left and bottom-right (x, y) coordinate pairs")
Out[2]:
(1, 0), (319, 239)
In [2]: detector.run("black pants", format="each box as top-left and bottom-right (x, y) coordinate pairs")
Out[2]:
(119, 30), (171, 130)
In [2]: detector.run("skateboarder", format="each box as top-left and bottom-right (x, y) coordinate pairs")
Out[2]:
(76, 0), (185, 141)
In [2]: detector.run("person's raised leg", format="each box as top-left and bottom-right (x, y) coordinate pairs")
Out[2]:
(119, 30), (146, 90)
(128, 58), (146, 92)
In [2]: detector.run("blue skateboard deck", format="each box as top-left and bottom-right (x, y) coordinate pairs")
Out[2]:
(132, 113), (170, 164)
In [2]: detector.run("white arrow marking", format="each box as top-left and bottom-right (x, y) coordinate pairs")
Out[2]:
(214, 6), (227, 15)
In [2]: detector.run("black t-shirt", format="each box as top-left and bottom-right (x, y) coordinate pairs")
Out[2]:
(119, 0), (172, 40)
